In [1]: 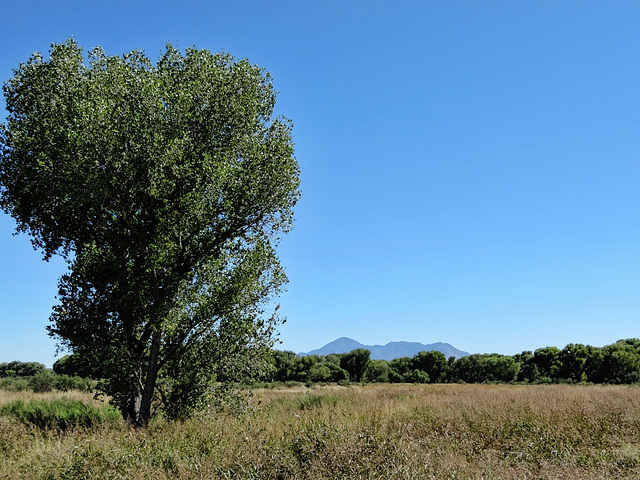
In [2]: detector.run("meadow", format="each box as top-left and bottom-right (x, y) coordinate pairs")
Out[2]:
(1, 384), (639, 479)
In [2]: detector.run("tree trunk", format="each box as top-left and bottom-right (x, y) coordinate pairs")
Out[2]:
(135, 327), (162, 427)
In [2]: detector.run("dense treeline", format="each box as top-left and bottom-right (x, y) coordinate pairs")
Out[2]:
(0, 361), (46, 377)
(0, 360), (95, 393)
(3, 338), (640, 390)
(264, 339), (640, 385)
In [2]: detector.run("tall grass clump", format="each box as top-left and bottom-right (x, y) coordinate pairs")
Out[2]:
(0, 398), (120, 431)
(297, 392), (340, 410)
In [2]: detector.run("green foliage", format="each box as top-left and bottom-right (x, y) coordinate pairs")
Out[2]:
(306, 363), (333, 383)
(284, 380), (304, 388)
(0, 398), (120, 431)
(0, 39), (300, 426)
(514, 351), (539, 382)
(0, 377), (30, 391)
(364, 360), (390, 383)
(297, 392), (340, 410)
(29, 370), (57, 393)
(325, 353), (342, 366)
(271, 350), (300, 382)
(0, 361), (46, 377)
(269, 351), (349, 385)
(599, 341), (640, 384)
(558, 344), (592, 383)
(54, 374), (95, 392)
(410, 350), (449, 383)
(0, 370), (95, 393)
(267, 339), (640, 386)
(340, 349), (371, 382)
(532, 347), (562, 381)
(53, 353), (101, 379)
(387, 368), (405, 383)
(326, 363), (350, 383)
(389, 357), (412, 380)
(405, 369), (430, 384)
(452, 354), (519, 384)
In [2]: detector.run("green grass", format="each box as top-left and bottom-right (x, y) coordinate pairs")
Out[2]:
(296, 392), (340, 410)
(0, 397), (121, 431)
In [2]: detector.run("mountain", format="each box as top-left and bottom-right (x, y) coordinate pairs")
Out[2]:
(300, 337), (469, 361)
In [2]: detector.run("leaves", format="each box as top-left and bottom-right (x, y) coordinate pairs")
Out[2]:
(0, 39), (300, 422)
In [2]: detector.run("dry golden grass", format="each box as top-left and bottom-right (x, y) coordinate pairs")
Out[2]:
(1, 384), (639, 479)
(0, 389), (100, 405)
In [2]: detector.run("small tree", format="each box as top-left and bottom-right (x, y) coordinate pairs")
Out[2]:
(0, 40), (300, 426)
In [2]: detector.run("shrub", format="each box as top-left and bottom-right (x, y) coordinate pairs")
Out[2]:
(29, 371), (57, 393)
(284, 380), (304, 388)
(0, 398), (121, 431)
(0, 377), (30, 391)
(54, 375), (94, 392)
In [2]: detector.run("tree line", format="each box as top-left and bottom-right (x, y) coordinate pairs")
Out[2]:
(2, 338), (639, 390)
(263, 338), (640, 385)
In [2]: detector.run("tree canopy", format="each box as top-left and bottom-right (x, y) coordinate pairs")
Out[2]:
(0, 39), (300, 425)
(265, 339), (640, 387)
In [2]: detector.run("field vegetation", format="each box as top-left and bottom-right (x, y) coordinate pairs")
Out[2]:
(1, 383), (639, 479)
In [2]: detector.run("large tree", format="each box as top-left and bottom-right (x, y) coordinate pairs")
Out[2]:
(0, 40), (300, 425)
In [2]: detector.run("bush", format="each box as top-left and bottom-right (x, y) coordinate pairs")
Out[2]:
(0, 377), (30, 391)
(535, 376), (553, 385)
(0, 398), (121, 431)
(29, 371), (57, 393)
(284, 381), (304, 388)
(54, 375), (94, 392)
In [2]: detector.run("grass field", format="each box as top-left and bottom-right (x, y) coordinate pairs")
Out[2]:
(1, 383), (639, 479)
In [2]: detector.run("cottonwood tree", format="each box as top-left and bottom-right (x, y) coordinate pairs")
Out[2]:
(0, 40), (300, 426)
(410, 350), (449, 383)
(340, 349), (371, 382)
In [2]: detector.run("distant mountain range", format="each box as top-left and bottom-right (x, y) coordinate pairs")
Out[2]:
(299, 337), (470, 361)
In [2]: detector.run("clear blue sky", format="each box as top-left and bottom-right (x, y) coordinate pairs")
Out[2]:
(1, 1), (639, 367)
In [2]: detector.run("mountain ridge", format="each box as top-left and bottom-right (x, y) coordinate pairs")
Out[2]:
(300, 337), (470, 361)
